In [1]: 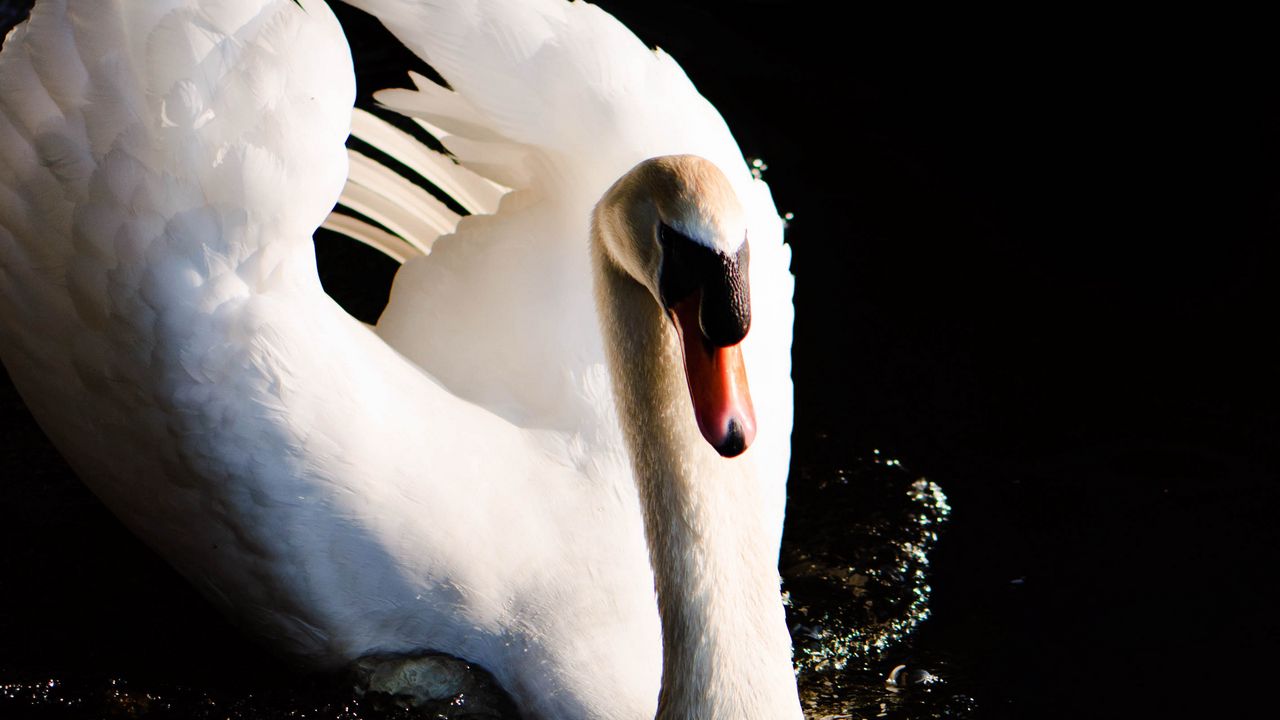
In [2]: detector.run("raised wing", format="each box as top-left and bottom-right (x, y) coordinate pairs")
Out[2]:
(0, 0), (564, 666)
(345, 1), (793, 487)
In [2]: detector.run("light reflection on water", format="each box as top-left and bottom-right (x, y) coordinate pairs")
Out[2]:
(0, 450), (971, 720)
(783, 450), (974, 719)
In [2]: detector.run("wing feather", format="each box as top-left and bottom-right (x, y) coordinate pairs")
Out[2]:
(341, 1), (791, 458)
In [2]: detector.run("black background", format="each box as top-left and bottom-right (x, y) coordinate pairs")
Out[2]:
(3, 2), (1277, 718)
(584, 6), (1280, 715)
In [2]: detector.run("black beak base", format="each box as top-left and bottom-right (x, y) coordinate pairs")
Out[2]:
(657, 223), (751, 347)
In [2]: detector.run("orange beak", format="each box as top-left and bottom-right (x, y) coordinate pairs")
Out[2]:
(669, 292), (757, 457)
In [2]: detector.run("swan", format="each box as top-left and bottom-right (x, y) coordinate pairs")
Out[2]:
(0, 0), (799, 717)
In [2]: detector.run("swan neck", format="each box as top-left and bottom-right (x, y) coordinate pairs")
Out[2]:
(591, 219), (801, 719)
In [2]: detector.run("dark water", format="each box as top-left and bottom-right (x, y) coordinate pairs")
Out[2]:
(3, 2), (1277, 719)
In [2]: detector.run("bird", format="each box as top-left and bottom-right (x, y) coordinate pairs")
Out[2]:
(0, 0), (798, 717)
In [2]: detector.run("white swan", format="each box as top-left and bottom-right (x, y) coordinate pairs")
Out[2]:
(0, 1), (798, 717)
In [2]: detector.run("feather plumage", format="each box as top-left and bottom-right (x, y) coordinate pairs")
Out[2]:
(0, 1), (797, 717)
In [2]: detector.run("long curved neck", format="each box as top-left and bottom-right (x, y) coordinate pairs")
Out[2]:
(591, 226), (802, 720)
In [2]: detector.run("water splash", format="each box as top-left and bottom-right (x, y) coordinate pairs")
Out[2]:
(782, 451), (973, 718)
(785, 452), (950, 673)
(750, 156), (769, 180)
(0, 670), (512, 719)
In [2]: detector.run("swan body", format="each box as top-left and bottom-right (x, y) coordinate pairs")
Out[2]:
(0, 1), (797, 717)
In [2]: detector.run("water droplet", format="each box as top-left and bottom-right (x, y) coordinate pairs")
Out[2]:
(886, 663), (942, 690)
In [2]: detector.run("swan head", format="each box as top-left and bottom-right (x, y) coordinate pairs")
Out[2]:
(595, 155), (756, 458)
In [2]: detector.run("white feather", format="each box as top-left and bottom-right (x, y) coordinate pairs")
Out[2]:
(0, 1), (797, 717)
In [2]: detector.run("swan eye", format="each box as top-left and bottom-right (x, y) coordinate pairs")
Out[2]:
(657, 223), (707, 307)
(658, 223), (751, 346)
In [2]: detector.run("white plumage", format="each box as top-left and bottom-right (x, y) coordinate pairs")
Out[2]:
(0, 1), (797, 717)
